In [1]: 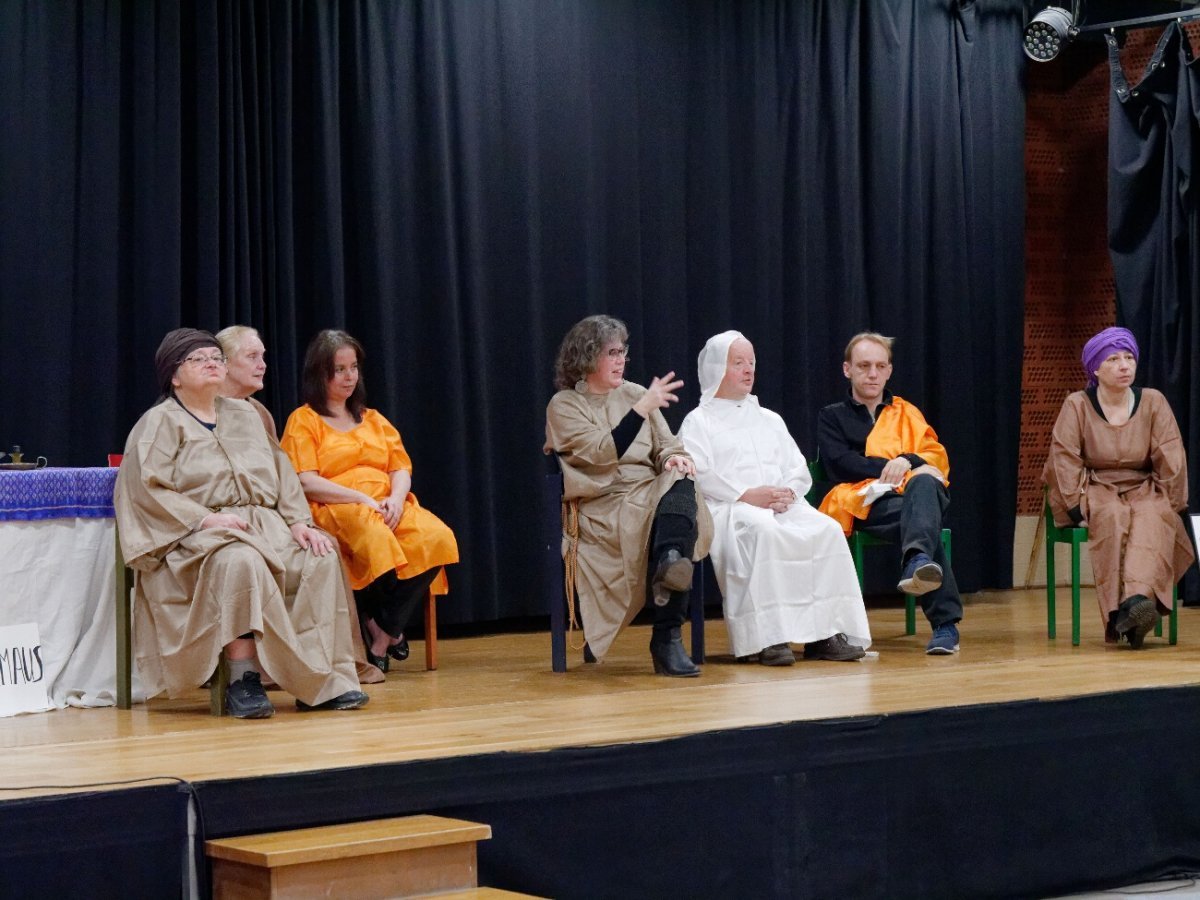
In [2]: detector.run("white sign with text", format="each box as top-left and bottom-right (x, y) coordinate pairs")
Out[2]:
(0, 622), (50, 716)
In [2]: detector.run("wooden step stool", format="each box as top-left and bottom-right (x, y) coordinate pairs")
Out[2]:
(206, 814), (524, 899)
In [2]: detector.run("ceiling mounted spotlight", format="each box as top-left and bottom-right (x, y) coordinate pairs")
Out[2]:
(1023, 6), (1075, 62)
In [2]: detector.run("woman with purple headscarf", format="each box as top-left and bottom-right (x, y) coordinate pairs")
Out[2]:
(1043, 327), (1194, 647)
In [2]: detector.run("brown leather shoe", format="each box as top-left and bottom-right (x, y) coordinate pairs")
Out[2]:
(803, 633), (866, 662)
(758, 643), (796, 666)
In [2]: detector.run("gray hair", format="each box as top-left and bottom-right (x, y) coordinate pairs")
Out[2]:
(553, 315), (629, 390)
(215, 325), (261, 360)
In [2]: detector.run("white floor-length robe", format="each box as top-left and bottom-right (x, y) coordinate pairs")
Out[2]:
(680, 332), (870, 657)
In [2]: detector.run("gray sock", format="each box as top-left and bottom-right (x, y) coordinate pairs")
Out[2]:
(227, 656), (260, 683)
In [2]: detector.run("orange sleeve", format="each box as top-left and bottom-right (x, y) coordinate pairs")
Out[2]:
(281, 406), (322, 474)
(373, 410), (412, 473)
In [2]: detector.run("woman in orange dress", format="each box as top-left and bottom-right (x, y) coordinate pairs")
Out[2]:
(282, 330), (459, 673)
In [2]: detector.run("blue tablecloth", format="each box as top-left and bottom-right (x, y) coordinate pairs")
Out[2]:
(0, 467), (118, 521)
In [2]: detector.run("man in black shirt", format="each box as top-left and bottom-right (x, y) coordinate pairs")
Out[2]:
(816, 332), (963, 654)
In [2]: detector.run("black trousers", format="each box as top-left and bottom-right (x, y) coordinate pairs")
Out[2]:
(647, 479), (698, 639)
(857, 474), (962, 628)
(355, 567), (440, 638)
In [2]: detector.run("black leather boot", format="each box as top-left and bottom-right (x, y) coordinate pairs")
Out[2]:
(650, 628), (700, 677)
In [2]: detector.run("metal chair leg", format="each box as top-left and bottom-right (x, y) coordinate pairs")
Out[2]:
(690, 561), (706, 665)
(1046, 533), (1057, 640)
(1070, 535), (1082, 647)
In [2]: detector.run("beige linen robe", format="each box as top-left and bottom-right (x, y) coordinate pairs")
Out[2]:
(239, 395), (383, 684)
(545, 382), (713, 660)
(114, 397), (361, 705)
(1044, 389), (1194, 628)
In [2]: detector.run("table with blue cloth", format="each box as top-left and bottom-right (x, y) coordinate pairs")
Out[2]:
(0, 467), (131, 709)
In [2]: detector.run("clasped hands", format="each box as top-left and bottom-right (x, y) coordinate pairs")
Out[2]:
(374, 495), (405, 529)
(740, 485), (797, 514)
(199, 512), (336, 556)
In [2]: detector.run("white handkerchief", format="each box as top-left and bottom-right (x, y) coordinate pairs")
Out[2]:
(857, 480), (897, 507)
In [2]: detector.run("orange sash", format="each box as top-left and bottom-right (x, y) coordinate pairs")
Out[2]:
(818, 397), (950, 535)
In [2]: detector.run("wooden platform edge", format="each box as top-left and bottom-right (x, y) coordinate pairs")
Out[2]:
(205, 814), (492, 867)
(434, 888), (546, 899)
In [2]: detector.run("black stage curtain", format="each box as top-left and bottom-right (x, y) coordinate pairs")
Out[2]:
(0, 786), (189, 898)
(1107, 23), (1200, 604)
(0, 1), (1025, 623)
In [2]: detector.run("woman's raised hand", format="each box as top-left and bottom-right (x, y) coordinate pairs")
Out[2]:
(633, 372), (685, 417)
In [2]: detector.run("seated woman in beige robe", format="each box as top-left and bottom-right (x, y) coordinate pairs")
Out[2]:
(544, 315), (712, 677)
(1044, 327), (1195, 647)
(216, 324), (383, 686)
(216, 324), (279, 439)
(114, 328), (368, 717)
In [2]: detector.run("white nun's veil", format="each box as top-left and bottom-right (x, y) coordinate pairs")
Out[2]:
(697, 330), (747, 407)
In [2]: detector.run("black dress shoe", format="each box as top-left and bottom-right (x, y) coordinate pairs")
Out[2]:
(387, 637), (410, 663)
(296, 690), (370, 711)
(1115, 595), (1157, 649)
(650, 630), (700, 677)
(366, 649), (389, 673)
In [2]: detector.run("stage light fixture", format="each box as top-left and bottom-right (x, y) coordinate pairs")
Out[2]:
(1023, 6), (1074, 62)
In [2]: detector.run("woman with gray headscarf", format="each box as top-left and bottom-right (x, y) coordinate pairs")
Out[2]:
(1044, 326), (1194, 647)
(113, 328), (368, 716)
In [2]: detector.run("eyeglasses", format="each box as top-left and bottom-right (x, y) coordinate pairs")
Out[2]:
(181, 353), (227, 367)
(604, 346), (630, 360)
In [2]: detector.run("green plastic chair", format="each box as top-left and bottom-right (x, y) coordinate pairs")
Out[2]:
(1043, 489), (1178, 646)
(807, 458), (950, 636)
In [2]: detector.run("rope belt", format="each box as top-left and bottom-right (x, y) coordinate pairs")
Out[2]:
(561, 498), (586, 651)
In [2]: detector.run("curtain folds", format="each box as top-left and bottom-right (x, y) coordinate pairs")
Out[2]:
(0, 0), (1025, 622)
(1107, 22), (1200, 604)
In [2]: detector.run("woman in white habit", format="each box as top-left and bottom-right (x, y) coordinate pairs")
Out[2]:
(679, 331), (871, 665)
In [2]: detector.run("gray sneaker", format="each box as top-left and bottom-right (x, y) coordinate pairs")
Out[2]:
(225, 672), (275, 719)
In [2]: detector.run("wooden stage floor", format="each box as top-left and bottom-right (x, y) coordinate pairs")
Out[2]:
(3, 588), (1199, 801)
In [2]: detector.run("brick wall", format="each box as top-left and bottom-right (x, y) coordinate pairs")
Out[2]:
(1017, 27), (1178, 515)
